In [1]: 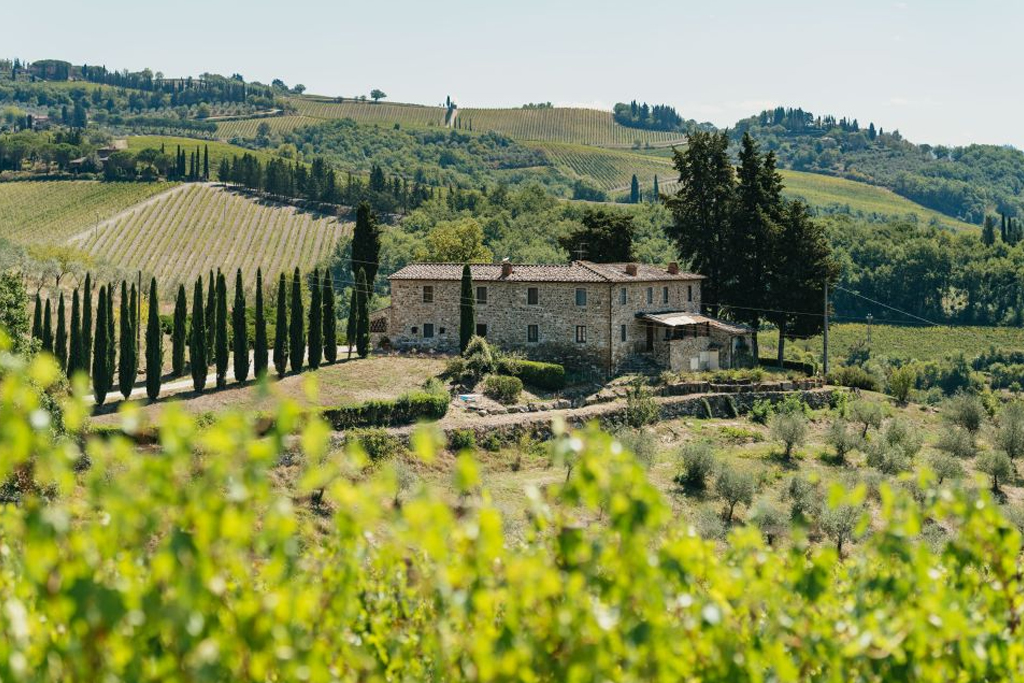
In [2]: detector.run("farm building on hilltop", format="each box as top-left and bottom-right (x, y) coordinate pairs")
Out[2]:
(370, 260), (753, 374)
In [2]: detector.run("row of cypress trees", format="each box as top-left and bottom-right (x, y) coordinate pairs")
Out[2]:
(31, 264), (369, 406)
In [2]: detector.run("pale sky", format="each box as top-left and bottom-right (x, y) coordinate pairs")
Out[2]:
(4, 0), (1021, 148)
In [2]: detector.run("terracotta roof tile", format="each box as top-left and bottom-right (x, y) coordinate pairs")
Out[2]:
(389, 261), (704, 283)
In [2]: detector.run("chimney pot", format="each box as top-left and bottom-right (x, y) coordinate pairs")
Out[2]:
(667, 262), (679, 275)
(625, 263), (638, 276)
(501, 259), (513, 277)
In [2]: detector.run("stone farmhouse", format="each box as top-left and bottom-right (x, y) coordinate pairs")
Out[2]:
(370, 260), (753, 375)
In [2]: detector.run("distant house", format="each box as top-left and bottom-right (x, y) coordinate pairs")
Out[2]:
(371, 260), (752, 374)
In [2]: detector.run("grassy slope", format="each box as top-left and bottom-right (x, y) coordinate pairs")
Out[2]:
(77, 184), (350, 294)
(0, 180), (176, 245)
(215, 115), (322, 140)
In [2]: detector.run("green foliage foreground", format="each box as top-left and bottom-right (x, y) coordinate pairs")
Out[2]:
(1, 333), (1023, 681)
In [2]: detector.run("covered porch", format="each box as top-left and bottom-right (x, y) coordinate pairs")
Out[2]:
(634, 312), (753, 371)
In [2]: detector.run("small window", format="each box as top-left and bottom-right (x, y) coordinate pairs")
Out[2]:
(575, 288), (587, 306)
(619, 287), (627, 305)
(575, 325), (587, 343)
(527, 287), (539, 305)
(527, 324), (539, 343)
(646, 287), (653, 305)
(423, 323), (434, 338)
(687, 285), (693, 302)
(422, 285), (433, 303)
(439, 327), (446, 334)
(411, 326), (418, 334)
(476, 323), (487, 337)
(662, 286), (669, 304)
(620, 324), (627, 342)
(476, 286), (488, 304)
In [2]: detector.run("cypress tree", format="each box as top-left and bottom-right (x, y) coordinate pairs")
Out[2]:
(350, 202), (381, 287)
(459, 264), (475, 353)
(82, 273), (92, 373)
(205, 270), (216, 362)
(215, 271), (228, 387)
(172, 284), (187, 376)
(274, 273), (288, 376)
(118, 284), (136, 400)
(308, 268), (323, 370)
(31, 292), (42, 342)
(106, 284), (115, 384)
(630, 174), (640, 204)
(653, 175), (659, 200)
(145, 278), (162, 401)
(92, 286), (108, 405)
(232, 269), (249, 384)
(203, 145), (209, 179)
(55, 292), (67, 370)
(322, 269), (337, 363)
(42, 298), (53, 352)
(289, 267), (305, 373)
(254, 268), (268, 378)
(982, 215), (997, 246)
(346, 287), (357, 361)
(355, 268), (370, 358)
(69, 288), (81, 376)
(189, 277), (207, 393)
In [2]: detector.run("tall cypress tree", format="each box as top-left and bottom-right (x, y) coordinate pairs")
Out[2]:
(322, 269), (337, 364)
(346, 287), (357, 361)
(232, 269), (249, 384)
(308, 268), (322, 370)
(205, 270), (216, 362)
(172, 284), (187, 376)
(459, 264), (475, 353)
(41, 298), (53, 352)
(55, 292), (67, 370)
(254, 268), (268, 378)
(82, 273), (92, 374)
(215, 271), (229, 387)
(106, 284), (115, 384)
(629, 174), (640, 203)
(289, 267), (305, 373)
(355, 268), (370, 358)
(274, 273), (288, 376)
(31, 292), (42, 343)
(92, 286), (109, 405)
(203, 145), (209, 180)
(69, 288), (81, 376)
(350, 202), (381, 287)
(652, 175), (659, 201)
(118, 284), (136, 400)
(145, 278), (162, 401)
(189, 277), (207, 393)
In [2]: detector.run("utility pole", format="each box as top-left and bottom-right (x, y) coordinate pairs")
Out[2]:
(866, 313), (873, 350)
(822, 280), (829, 377)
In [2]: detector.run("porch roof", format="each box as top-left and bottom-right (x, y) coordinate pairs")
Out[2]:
(637, 311), (752, 336)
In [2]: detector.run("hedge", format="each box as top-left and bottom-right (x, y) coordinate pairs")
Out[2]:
(484, 375), (523, 404)
(508, 360), (566, 391)
(758, 357), (817, 376)
(323, 382), (449, 429)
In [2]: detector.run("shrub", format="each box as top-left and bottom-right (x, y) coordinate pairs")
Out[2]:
(786, 475), (820, 522)
(625, 380), (659, 428)
(994, 401), (1024, 459)
(484, 374), (523, 404)
(770, 412), (808, 458)
(674, 441), (716, 490)
(828, 365), (879, 392)
(749, 497), (788, 545)
(976, 451), (1015, 492)
(878, 418), (923, 461)
(818, 501), (863, 556)
(825, 419), (859, 463)
(448, 429), (477, 452)
(865, 444), (911, 475)
(513, 360), (566, 391)
(936, 427), (976, 460)
(346, 428), (403, 461)
(776, 394), (810, 416)
(942, 394), (986, 436)
(750, 398), (774, 425)
(463, 335), (496, 381)
(715, 463), (755, 523)
(614, 429), (657, 470)
(888, 364), (916, 403)
(927, 452), (965, 484)
(324, 378), (449, 429)
(849, 400), (885, 437)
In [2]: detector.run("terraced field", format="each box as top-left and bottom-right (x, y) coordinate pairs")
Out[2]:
(76, 184), (350, 293)
(460, 107), (687, 147)
(289, 97), (448, 128)
(533, 141), (674, 194)
(216, 115), (322, 140)
(0, 181), (176, 245)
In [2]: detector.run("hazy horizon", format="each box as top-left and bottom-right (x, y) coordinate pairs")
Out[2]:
(4, 0), (1022, 149)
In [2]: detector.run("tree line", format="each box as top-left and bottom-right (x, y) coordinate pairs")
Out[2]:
(613, 101), (690, 132)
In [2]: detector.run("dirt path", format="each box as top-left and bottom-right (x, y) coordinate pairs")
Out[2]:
(66, 183), (204, 246)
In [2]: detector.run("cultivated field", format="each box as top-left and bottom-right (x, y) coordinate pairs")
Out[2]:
(532, 141), (674, 193)
(0, 180), (176, 245)
(76, 184), (350, 293)
(216, 115), (322, 140)
(125, 135), (287, 169)
(288, 97), (448, 128)
(460, 106), (687, 147)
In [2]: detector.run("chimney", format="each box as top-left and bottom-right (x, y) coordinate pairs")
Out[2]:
(501, 258), (513, 278)
(667, 262), (679, 275)
(625, 263), (638, 276)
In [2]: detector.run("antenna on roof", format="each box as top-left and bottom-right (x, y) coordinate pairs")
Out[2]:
(574, 242), (588, 261)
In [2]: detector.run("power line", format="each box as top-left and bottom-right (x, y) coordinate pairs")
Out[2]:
(833, 285), (941, 327)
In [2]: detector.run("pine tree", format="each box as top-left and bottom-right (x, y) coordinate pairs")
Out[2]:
(55, 293), (67, 370)
(215, 271), (228, 388)
(172, 284), (187, 376)
(82, 273), (93, 373)
(232, 269), (249, 384)
(355, 268), (370, 358)
(254, 268), (268, 378)
(41, 298), (53, 352)
(322, 269), (337, 363)
(308, 268), (323, 369)
(92, 286), (109, 405)
(350, 202), (381, 287)
(274, 273), (288, 376)
(346, 287), (357, 361)
(189, 278), (207, 393)
(459, 264), (475, 353)
(205, 270), (216, 361)
(31, 292), (42, 343)
(630, 174), (640, 204)
(145, 278), (162, 401)
(118, 284), (136, 400)
(289, 267), (305, 373)
(68, 288), (82, 376)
